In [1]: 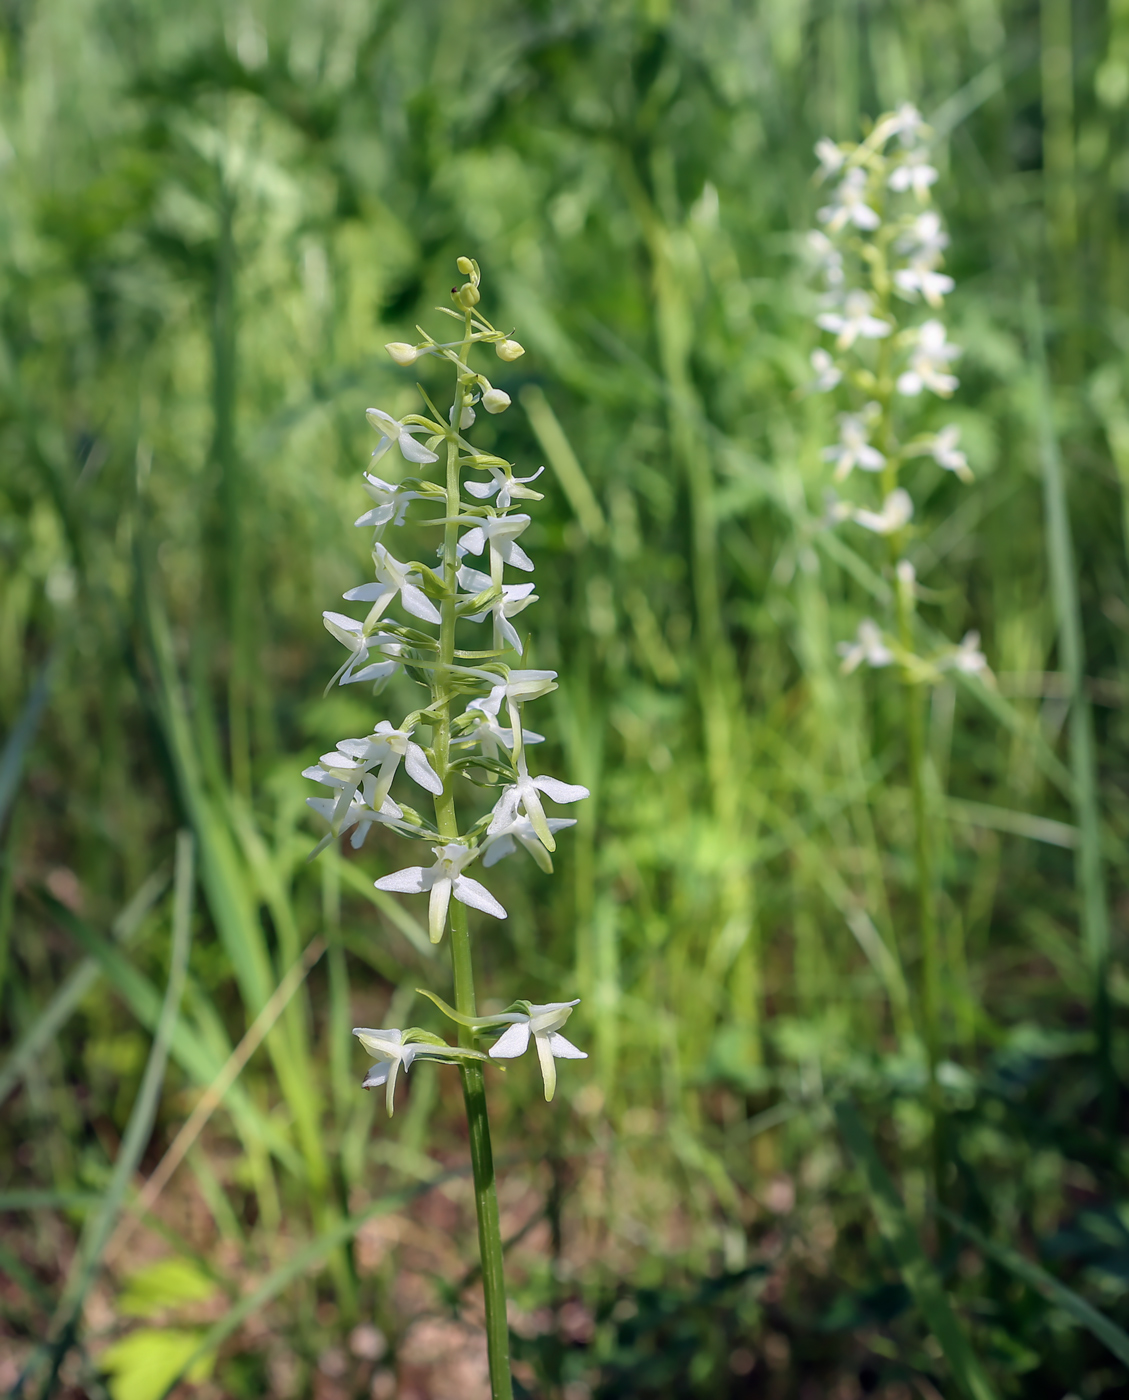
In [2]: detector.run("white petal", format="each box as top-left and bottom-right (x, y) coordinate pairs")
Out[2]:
(355, 505), (394, 528)
(398, 432), (439, 465)
(464, 480), (495, 499)
(361, 1061), (391, 1088)
(533, 776), (590, 804)
(452, 874), (508, 920)
(345, 660), (399, 684)
(400, 584), (442, 624)
(547, 1032), (587, 1060)
(496, 612), (524, 653)
(457, 565), (493, 591)
(505, 542), (535, 572)
(404, 743), (444, 795)
(343, 583), (390, 602)
(481, 834), (516, 868)
(429, 878), (453, 943)
(489, 1021), (531, 1058)
(459, 527), (486, 556)
(374, 865), (430, 894)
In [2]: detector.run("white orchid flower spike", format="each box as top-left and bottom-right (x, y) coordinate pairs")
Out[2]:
(488, 1001), (587, 1102)
(375, 842), (507, 944)
(366, 408), (439, 465)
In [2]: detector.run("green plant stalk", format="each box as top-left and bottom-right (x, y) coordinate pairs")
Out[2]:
(872, 227), (945, 1196)
(1028, 291), (1113, 1126)
(896, 576), (945, 1188)
(430, 313), (513, 1400)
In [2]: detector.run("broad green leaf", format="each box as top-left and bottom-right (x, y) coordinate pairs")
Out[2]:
(100, 1328), (214, 1400)
(118, 1257), (219, 1318)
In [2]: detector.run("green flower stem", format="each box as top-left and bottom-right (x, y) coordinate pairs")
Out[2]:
(896, 573), (945, 1200)
(869, 215), (945, 1199)
(431, 311), (513, 1400)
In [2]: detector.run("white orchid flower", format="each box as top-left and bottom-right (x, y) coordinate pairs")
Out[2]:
(873, 102), (926, 148)
(344, 542), (442, 625)
(366, 408), (439, 465)
(354, 1029), (427, 1116)
(374, 842), (507, 944)
(897, 320), (960, 397)
(353, 1028), (482, 1117)
(488, 1001), (587, 1102)
(852, 488), (914, 536)
(336, 721), (444, 809)
(806, 230), (844, 287)
(464, 466), (545, 509)
(473, 670), (558, 719)
(942, 630), (990, 678)
(468, 669), (558, 756)
(897, 210), (949, 262)
(305, 792), (404, 857)
(927, 424), (972, 481)
(888, 149), (939, 198)
(457, 565), (538, 653)
(455, 699), (544, 762)
(822, 407), (885, 481)
(321, 611), (403, 687)
(809, 348), (842, 393)
(482, 814), (577, 874)
(838, 619), (895, 674)
(813, 137), (846, 181)
(894, 262), (954, 308)
(354, 474), (425, 531)
(817, 290), (892, 350)
(487, 764), (589, 856)
(457, 514), (534, 574)
(818, 168), (880, 233)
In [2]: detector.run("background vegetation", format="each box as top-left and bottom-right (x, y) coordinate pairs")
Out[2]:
(2, 1), (1129, 1397)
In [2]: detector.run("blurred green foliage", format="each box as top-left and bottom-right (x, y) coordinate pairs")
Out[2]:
(3, 0), (1129, 1396)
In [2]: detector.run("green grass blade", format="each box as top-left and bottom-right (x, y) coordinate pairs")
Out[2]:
(159, 1166), (472, 1398)
(1026, 288), (1113, 1119)
(0, 1191), (100, 1212)
(144, 586), (328, 1188)
(0, 653), (54, 836)
(43, 889), (300, 1173)
(48, 831), (195, 1356)
(834, 1100), (1000, 1400)
(520, 385), (607, 542)
(935, 1206), (1129, 1368)
(0, 867), (168, 1106)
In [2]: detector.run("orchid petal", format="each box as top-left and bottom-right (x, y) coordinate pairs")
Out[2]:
(489, 1021), (531, 1059)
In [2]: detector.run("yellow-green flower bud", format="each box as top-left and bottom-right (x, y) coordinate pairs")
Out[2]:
(496, 339), (525, 361)
(385, 342), (419, 366)
(482, 388), (511, 414)
(456, 282), (481, 308)
(456, 256), (475, 275)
